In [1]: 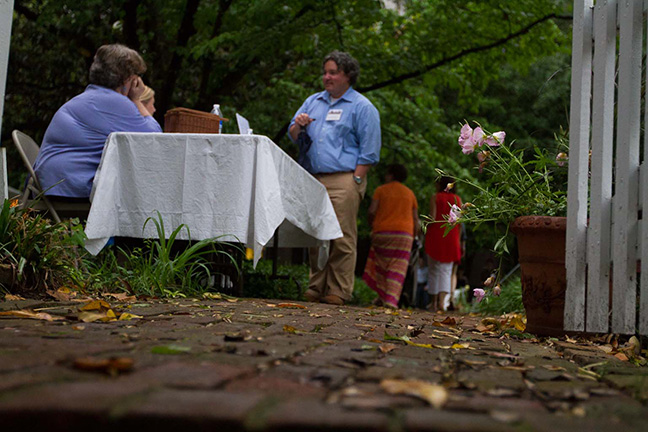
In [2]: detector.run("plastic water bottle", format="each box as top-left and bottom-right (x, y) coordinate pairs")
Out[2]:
(211, 104), (223, 133)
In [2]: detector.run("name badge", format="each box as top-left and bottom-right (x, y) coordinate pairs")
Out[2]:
(326, 109), (343, 121)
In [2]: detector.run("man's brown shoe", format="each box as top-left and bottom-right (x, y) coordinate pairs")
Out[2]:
(304, 289), (321, 303)
(321, 295), (345, 305)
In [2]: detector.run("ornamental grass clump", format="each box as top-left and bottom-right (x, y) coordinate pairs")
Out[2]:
(439, 122), (568, 302)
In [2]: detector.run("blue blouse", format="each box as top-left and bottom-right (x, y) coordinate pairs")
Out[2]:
(33, 84), (162, 198)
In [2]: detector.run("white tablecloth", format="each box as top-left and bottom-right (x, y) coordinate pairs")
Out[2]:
(84, 132), (342, 265)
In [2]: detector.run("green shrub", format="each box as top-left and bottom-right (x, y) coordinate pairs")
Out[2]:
(472, 273), (525, 315)
(0, 199), (86, 296)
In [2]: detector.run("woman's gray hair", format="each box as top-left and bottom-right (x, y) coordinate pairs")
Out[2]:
(89, 44), (147, 89)
(322, 51), (360, 86)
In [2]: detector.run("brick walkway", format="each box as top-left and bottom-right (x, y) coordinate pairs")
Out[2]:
(1, 297), (647, 431)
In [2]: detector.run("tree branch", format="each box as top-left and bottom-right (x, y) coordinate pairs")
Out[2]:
(123, 0), (142, 51)
(356, 13), (564, 93)
(156, 0), (201, 120)
(196, 0), (235, 110)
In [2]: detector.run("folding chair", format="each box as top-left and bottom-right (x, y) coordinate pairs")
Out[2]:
(11, 130), (90, 223)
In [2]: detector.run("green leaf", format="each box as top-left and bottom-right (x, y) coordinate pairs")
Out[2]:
(151, 344), (191, 355)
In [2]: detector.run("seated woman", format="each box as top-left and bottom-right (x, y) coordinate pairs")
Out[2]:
(139, 85), (156, 116)
(32, 44), (162, 200)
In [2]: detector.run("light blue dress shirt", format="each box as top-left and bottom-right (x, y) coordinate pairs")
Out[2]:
(289, 87), (381, 174)
(33, 85), (162, 198)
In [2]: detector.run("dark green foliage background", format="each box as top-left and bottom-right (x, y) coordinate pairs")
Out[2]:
(3, 0), (573, 256)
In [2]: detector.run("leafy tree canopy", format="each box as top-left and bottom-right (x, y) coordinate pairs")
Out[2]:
(4, 0), (573, 241)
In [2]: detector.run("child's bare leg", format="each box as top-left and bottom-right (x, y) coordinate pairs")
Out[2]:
(437, 292), (448, 311)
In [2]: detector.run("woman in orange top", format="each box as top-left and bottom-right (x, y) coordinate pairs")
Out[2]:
(362, 164), (420, 308)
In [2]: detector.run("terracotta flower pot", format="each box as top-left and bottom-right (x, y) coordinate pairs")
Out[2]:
(510, 215), (567, 336)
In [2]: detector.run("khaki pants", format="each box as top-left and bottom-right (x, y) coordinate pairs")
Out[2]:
(308, 172), (366, 300)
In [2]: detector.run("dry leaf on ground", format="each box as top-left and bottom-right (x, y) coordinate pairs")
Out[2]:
(79, 300), (111, 311)
(0, 309), (64, 321)
(78, 309), (117, 323)
(439, 316), (457, 326)
(47, 286), (78, 301)
(104, 292), (136, 302)
(4, 294), (25, 301)
(380, 379), (448, 408)
(277, 303), (307, 309)
(73, 356), (134, 375)
(379, 343), (398, 354)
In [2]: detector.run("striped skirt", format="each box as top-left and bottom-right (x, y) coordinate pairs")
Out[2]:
(362, 231), (413, 308)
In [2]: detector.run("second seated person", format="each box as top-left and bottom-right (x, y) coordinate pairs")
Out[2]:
(288, 50), (381, 306)
(33, 44), (162, 200)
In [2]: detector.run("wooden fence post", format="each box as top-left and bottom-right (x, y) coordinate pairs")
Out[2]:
(565, 0), (593, 332)
(612, 0), (643, 334)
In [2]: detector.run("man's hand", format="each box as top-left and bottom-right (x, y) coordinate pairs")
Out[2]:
(126, 76), (145, 101)
(289, 113), (315, 141)
(294, 113), (314, 129)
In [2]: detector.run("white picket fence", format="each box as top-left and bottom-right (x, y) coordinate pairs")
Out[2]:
(566, 0), (648, 335)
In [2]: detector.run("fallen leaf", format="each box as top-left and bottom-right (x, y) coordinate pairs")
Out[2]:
(508, 315), (526, 332)
(71, 325), (85, 331)
(78, 309), (118, 323)
(380, 379), (448, 408)
(486, 388), (519, 397)
(104, 292), (136, 302)
(47, 286), (78, 302)
(440, 316), (457, 326)
(450, 342), (471, 350)
(480, 317), (502, 331)
(485, 351), (519, 360)
(614, 352), (629, 361)
(283, 325), (301, 334)
(203, 293), (223, 300)
(4, 294), (25, 301)
(384, 332), (435, 349)
(622, 336), (642, 358)
(490, 411), (521, 423)
(597, 345), (614, 354)
(474, 324), (493, 333)
(571, 406), (586, 417)
(224, 332), (252, 342)
(79, 300), (111, 311)
(118, 313), (142, 321)
(379, 343), (398, 354)
(541, 365), (566, 372)
(277, 303), (307, 309)
(151, 344), (191, 354)
(0, 309), (63, 321)
(460, 359), (488, 367)
(73, 356), (134, 375)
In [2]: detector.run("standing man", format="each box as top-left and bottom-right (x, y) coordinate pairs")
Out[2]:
(288, 50), (381, 305)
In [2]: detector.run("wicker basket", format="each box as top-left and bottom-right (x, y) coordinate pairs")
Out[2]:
(164, 107), (228, 134)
